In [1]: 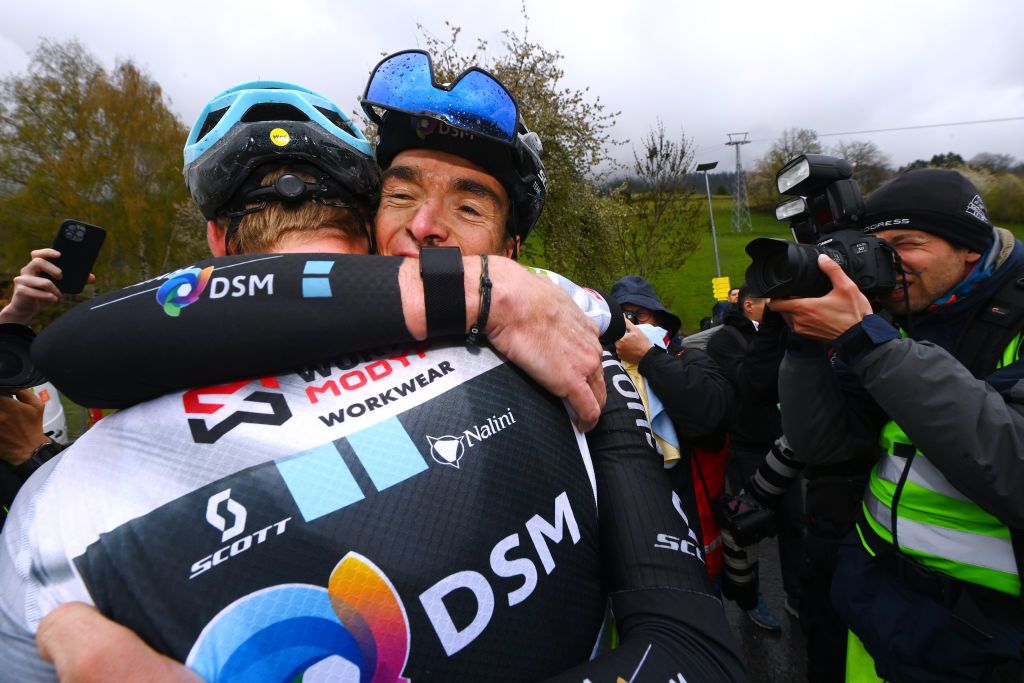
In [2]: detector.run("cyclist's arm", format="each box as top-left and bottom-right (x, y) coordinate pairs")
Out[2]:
(549, 351), (747, 682)
(34, 254), (618, 428)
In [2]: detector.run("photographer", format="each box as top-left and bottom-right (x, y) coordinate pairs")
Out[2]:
(0, 249), (76, 527)
(772, 169), (1024, 682)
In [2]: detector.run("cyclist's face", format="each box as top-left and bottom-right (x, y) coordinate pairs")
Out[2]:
(374, 149), (514, 257)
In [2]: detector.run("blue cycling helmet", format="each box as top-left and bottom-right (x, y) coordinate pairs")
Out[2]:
(362, 51), (547, 245)
(183, 81), (380, 225)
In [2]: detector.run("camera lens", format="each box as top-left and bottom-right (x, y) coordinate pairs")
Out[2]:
(0, 350), (24, 378)
(745, 238), (832, 299)
(0, 323), (46, 390)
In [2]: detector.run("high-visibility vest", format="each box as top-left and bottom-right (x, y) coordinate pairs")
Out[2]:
(857, 334), (1024, 596)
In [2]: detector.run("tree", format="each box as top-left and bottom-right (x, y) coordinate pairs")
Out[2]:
(928, 152), (965, 169)
(746, 128), (822, 211)
(831, 139), (893, 194)
(984, 173), (1024, 225)
(0, 39), (189, 291)
(615, 120), (703, 278)
(412, 16), (625, 285)
(970, 152), (1017, 174)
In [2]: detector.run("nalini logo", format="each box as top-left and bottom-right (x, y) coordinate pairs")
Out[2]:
(425, 409), (516, 469)
(187, 551), (412, 683)
(426, 435), (465, 468)
(156, 266), (214, 317)
(206, 489), (247, 542)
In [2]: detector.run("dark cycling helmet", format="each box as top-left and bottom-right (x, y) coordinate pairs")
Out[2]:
(362, 50), (547, 245)
(183, 81), (380, 232)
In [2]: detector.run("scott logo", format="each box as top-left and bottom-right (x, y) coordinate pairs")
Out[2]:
(206, 489), (247, 542)
(183, 377), (292, 444)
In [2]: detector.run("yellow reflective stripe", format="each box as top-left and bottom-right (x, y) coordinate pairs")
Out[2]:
(846, 631), (886, 683)
(998, 332), (1023, 368)
(864, 490), (1018, 579)
(877, 421), (909, 453)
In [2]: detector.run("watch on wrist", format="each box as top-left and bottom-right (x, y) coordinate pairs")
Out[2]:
(8, 439), (63, 478)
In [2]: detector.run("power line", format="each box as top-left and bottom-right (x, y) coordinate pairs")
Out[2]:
(818, 116), (1024, 139)
(694, 116), (1024, 157)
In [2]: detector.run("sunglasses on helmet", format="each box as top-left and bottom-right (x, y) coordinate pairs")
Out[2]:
(362, 50), (519, 144)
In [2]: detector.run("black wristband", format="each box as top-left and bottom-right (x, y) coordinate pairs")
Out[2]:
(466, 254), (492, 345)
(419, 247), (466, 338)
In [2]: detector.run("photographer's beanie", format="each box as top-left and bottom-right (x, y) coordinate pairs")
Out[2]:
(862, 168), (995, 253)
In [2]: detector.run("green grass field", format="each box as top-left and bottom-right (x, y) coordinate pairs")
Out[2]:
(649, 196), (1024, 333)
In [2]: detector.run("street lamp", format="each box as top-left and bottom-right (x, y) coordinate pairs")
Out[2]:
(696, 161), (721, 277)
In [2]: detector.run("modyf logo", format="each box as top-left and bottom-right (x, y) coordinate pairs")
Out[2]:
(426, 408), (516, 468)
(183, 377), (292, 444)
(191, 489), (292, 580)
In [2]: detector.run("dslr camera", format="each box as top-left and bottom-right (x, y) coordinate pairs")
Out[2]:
(745, 154), (898, 298)
(712, 492), (777, 548)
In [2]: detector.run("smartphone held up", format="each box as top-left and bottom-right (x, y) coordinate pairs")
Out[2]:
(46, 219), (106, 294)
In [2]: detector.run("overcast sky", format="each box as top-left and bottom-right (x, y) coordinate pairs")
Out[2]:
(3, 0), (1023, 175)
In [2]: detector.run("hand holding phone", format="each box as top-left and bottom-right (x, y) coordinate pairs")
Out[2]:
(47, 220), (106, 294)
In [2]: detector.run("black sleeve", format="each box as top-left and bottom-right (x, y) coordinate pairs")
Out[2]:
(32, 254), (412, 408)
(638, 346), (735, 440)
(736, 310), (786, 404)
(705, 327), (745, 388)
(549, 350), (747, 682)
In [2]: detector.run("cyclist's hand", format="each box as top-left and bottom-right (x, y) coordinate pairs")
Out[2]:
(484, 258), (606, 431)
(0, 389), (47, 466)
(38, 602), (201, 683)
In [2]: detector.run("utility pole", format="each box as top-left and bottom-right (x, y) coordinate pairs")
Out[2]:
(696, 161), (721, 277)
(726, 132), (752, 232)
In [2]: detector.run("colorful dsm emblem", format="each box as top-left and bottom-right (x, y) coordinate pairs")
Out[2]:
(156, 266), (214, 317)
(414, 117), (436, 140)
(187, 552), (412, 682)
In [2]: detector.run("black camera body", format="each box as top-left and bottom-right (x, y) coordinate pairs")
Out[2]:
(712, 492), (777, 548)
(745, 154), (898, 299)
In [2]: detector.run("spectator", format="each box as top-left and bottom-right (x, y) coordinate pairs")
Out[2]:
(708, 286), (804, 632)
(0, 248), (79, 527)
(712, 286), (740, 326)
(612, 275), (735, 587)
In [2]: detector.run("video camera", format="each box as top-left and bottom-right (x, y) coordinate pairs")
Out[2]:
(745, 154), (898, 299)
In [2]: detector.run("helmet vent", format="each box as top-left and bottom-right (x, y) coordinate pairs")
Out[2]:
(240, 103), (310, 123)
(315, 106), (359, 138)
(196, 107), (228, 142)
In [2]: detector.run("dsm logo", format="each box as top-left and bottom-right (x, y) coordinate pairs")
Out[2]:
(183, 377), (292, 444)
(156, 266), (214, 317)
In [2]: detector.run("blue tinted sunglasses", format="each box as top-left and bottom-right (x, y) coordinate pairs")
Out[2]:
(362, 50), (519, 144)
